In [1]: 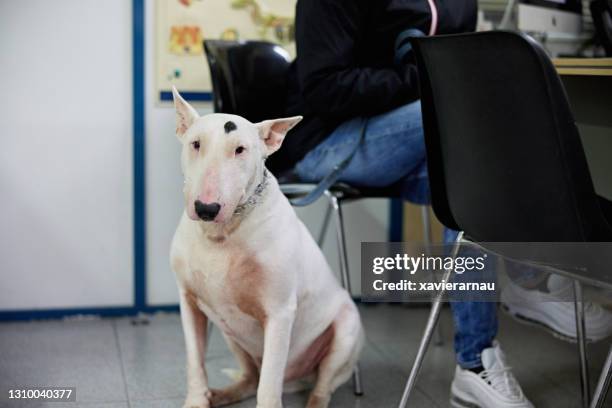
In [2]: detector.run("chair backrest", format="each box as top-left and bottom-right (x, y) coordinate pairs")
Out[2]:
(410, 31), (608, 242)
(203, 40), (235, 114)
(203, 40), (291, 122)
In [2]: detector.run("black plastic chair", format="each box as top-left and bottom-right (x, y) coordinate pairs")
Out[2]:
(204, 40), (290, 123)
(204, 39), (444, 397)
(398, 31), (612, 408)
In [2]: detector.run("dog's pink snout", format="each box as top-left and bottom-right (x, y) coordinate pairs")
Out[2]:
(198, 170), (219, 204)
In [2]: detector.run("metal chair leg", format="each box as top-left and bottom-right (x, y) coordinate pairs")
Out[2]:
(591, 345), (612, 408)
(326, 191), (363, 396)
(317, 201), (333, 247)
(398, 231), (464, 408)
(327, 192), (352, 293)
(574, 280), (591, 408)
(420, 206), (443, 346)
(207, 320), (213, 343)
(352, 362), (364, 397)
(420, 206), (433, 249)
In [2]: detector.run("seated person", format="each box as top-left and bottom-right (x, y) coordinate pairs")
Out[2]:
(273, 0), (612, 407)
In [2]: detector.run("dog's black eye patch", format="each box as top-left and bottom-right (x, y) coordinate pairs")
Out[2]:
(224, 121), (237, 133)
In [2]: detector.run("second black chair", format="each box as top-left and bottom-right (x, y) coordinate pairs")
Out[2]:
(398, 30), (612, 408)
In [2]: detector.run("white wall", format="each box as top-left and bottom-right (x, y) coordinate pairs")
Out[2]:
(143, 1), (390, 304)
(0, 0), (133, 310)
(144, 0), (188, 305)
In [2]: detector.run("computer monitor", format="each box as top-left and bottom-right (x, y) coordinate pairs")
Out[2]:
(518, 0), (583, 36)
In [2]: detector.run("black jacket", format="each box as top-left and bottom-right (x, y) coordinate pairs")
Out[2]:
(269, 0), (477, 173)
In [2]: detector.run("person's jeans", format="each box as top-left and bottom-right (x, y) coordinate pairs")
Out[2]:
(295, 101), (497, 369)
(295, 101), (431, 205)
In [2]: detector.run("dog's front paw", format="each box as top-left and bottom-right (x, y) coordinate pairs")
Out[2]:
(183, 403), (209, 408)
(183, 393), (210, 408)
(256, 400), (283, 408)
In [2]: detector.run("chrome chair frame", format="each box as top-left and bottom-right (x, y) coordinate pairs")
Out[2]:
(591, 345), (612, 408)
(397, 233), (606, 408)
(398, 231), (464, 407)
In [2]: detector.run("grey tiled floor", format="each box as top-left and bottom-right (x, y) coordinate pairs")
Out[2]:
(0, 305), (610, 407)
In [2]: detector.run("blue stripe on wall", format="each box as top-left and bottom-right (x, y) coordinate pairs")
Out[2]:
(133, 0), (147, 309)
(0, 305), (180, 322)
(389, 199), (404, 241)
(160, 91), (212, 102)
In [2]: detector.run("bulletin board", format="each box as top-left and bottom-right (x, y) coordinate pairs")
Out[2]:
(155, 0), (296, 103)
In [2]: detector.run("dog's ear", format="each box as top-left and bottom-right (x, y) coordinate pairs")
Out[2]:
(172, 86), (199, 139)
(255, 116), (303, 155)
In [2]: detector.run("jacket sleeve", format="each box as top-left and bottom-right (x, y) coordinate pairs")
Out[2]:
(295, 0), (419, 119)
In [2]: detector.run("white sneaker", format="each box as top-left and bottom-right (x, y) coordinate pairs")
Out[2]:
(501, 274), (612, 342)
(450, 342), (534, 408)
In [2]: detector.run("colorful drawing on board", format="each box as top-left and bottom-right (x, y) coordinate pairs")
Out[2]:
(178, 0), (204, 8)
(220, 28), (240, 40)
(231, 0), (294, 43)
(169, 25), (204, 55)
(155, 0), (297, 101)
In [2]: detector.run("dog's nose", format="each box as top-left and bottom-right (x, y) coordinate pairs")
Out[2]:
(194, 200), (221, 221)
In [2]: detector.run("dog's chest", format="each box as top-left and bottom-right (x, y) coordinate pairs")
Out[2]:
(183, 242), (268, 349)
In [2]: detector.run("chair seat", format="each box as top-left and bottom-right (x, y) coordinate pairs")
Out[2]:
(279, 181), (404, 201)
(277, 169), (404, 201)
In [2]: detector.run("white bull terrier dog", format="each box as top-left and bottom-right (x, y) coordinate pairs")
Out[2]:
(169, 88), (364, 408)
